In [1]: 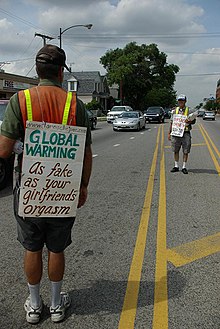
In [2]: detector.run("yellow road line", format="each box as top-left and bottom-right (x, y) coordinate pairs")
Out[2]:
(164, 143), (206, 149)
(152, 126), (168, 329)
(118, 127), (161, 329)
(199, 124), (220, 176)
(200, 124), (220, 158)
(167, 232), (220, 267)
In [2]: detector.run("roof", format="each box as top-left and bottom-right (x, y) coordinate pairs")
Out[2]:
(63, 71), (107, 94)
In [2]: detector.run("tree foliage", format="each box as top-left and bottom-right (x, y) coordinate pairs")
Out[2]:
(100, 42), (179, 110)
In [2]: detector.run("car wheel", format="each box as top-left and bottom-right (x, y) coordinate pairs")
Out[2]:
(0, 158), (9, 190)
(137, 123), (140, 131)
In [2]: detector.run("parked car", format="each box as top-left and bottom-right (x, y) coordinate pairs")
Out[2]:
(203, 111), (215, 121)
(86, 109), (97, 129)
(0, 99), (14, 190)
(107, 105), (134, 123)
(113, 111), (145, 131)
(197, 109), (205, 117)
(144, 106), (165, 123)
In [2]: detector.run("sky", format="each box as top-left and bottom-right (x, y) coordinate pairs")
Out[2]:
(0, 0), (220, 108)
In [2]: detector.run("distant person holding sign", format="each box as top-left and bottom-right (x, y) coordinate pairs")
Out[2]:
(0, 45), (92, 323)
(168, 94), (196, 174)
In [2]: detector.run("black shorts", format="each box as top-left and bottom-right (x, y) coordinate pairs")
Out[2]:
(13, 187), (75, 253)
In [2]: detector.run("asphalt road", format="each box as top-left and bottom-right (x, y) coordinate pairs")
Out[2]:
(0, 116), (219, 329)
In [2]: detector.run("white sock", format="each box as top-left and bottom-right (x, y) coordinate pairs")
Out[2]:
(174, 161), (179, 168)
(182, 162), (186, 169)
(51, 280), (62, 308)
(28, 283), (41, 308)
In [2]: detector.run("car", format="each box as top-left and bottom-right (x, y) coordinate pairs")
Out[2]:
(86, 109), (97, 129)
(164, 107), (172, 118)
(107, 105), (134, 123)
(197, 109), (205, 117)
(144, 106), (165, 123)
(0, 99), (14, 190)
(203, 111), (215, 120)
(113, 111), (145, 131)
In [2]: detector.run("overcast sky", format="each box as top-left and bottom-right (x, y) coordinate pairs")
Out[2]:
(0, 0), (220, 107)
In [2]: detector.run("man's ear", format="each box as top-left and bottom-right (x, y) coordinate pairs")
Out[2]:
(58, 66), (64, 81)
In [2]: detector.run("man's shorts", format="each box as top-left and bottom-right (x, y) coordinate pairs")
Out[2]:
(171, 132), (191, 154)
(13, 187), (75, 253)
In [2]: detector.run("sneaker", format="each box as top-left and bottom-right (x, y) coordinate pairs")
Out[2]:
(182, 168), (188, 174)
(170, 167), (179, 172)
(50, 292), (71, 323)
(24, 295), (43, 324)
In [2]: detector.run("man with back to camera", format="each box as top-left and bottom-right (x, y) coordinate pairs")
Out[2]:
(0, 44), (92, 323)
(168, 94), (196, 174)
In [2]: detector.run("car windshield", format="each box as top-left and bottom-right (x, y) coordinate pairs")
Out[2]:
(111, 107), (126, 112)
(119, 112), (138, 118)
(146, 108), (161, 114)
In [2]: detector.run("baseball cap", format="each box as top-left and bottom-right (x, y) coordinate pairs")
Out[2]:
(177, 94), (187, 101)
(36, 44), (70, 72)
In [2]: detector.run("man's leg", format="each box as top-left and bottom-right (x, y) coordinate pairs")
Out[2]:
(171, 151), (180, 172)
(24, 250), (43, 284)
(48, 251), (65, 307)
(48, 251), (71, 322)
(182, 153), (189, 174)
(48, 251), (65, 282)
(24, 250), (43, 323)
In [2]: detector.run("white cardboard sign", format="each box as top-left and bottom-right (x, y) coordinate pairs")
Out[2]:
(171, 114), (187, 137)
(18, 121), (87, 218)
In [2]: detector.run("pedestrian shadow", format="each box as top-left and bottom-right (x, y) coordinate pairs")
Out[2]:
(189, 168), (218, 174)
(64, 269), (186, 318)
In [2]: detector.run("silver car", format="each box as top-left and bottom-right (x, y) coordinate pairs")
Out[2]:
(203, 111), (215, 120)
(113, 111), (145, 131)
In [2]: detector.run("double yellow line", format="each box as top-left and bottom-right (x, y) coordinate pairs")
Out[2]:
(118, 125), (168, 329)
(118, 123), (220, 329)
(199, 124), (220, 175)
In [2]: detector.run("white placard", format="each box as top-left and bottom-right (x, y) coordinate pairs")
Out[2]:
(18, 121), (87, 218)
(171, 114), (187, 137)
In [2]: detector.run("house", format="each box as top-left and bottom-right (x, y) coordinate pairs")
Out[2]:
(63, 71), (114, 114)
(0, 71), (38, 99)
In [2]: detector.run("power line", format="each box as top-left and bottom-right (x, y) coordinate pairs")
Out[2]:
(177, 73), (220, 77)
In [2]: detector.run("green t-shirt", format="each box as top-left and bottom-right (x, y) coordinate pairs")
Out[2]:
(1, 79), (92, 146)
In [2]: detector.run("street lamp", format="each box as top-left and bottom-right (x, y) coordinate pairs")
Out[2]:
(59, 24), (93, 48)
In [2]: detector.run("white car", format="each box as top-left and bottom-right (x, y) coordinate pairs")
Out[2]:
(107, 105), (134, 123)
(203, 111), (215, 120)
(113, 111), (145, 131)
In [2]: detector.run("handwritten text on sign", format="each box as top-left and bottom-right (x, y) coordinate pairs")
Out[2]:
(171, 114), (187, 137)
(18, 121), (87, 218)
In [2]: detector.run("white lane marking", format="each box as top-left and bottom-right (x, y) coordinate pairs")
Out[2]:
(130, 137), (135, 140)
(140, 132), (144, 135)
(93, 154), (98, 158)
(113, 144), (120, 147)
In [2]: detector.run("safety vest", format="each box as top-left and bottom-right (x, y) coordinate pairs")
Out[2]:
(18, 86), (77, 127)
(175, 106), (189, 116)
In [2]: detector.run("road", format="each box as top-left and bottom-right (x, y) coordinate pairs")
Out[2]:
(0, 116), (219, 329)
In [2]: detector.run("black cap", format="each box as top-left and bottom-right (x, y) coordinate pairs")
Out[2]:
(36, 44), (70, 72)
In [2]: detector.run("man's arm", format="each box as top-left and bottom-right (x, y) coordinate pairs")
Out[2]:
(0, 135), (15, 158)
(77, 144), (92, 208)
(168, 122), (172, 141)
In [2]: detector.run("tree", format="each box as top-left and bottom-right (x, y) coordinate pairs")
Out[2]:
(100, 42), (179, 110)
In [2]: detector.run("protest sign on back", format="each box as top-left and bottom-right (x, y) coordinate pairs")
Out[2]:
(18, 121), (87, 218)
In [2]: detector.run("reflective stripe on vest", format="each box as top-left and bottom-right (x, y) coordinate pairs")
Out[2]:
(175, 107), (189, 116)
(24, 89), (33, 121)
(24, 89), (73, 124)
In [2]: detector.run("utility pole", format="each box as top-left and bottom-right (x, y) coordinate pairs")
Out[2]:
(34, 33), (54, 46)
